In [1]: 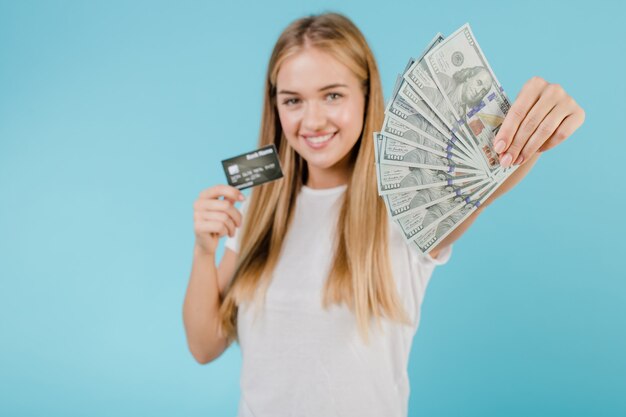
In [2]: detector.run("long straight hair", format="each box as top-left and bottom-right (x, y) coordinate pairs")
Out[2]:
(218, 12), (411, 346)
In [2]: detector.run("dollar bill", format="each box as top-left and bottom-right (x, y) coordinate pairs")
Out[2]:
(376, 24), (524, 255)
(403, 35), (475, 146)
(383, 177), (490, 219)
(425, 23), (511, 172)
(373, 132), (486, 195)
(390, 77), (450, 140)
(410, 180), (501, 254)
(387, 70), (478, 162)
(400, 40), (480, 156)
(394, 179), (491, 241)
(387, 71), (474, 155)
(382, 113), (472, 164)
(378, 134), (481, 173)
(404, 35), (456, 128)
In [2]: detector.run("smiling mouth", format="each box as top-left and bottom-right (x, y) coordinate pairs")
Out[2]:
(302, 132), (336, 145)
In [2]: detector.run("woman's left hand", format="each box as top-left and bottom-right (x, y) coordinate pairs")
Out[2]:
(493, 76), (585, 167)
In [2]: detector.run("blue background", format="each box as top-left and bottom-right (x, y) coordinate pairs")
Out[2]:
(1, 0), (624, 416)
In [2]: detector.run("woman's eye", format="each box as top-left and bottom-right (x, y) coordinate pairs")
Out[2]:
(326, 92), (342, 101)
(283, 98), (300, 106)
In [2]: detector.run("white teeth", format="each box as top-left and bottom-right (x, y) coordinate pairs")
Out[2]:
(304, 133), (334, 144)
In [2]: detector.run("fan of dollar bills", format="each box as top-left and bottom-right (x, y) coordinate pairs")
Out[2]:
(374, 23), (518, 255)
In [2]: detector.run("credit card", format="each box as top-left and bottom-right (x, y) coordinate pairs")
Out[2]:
(221, 144), (284, 190)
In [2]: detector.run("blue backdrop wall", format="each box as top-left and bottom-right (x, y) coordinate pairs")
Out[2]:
(1, 0), (624, 416)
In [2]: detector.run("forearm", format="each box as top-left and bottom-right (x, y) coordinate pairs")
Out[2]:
(182, 246), (226, 364)
(429, 153), (540, 257)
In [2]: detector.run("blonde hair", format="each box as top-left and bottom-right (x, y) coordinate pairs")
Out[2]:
(218, 12), (411, 346)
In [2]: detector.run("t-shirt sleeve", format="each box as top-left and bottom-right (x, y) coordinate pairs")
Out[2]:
(409, 244), (453, 302)
(416, 244), (453, 267)
(224, 198), (249, 254)
(401, 241), (453, 329)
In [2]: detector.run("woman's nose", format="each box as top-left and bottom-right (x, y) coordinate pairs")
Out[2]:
(302, 102), (326, 131)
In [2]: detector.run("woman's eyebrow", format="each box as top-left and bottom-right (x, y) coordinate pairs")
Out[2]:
(277, 83), (348, 95)
(318, 83), (348, 91)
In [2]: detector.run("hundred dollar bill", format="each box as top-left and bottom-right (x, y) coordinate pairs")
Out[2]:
(383, 177), (490, 219)
(405, 98), (489, 174)
(382, 113), (473, 165)
(426, 23), (511, 172)
(403, 34), (477, 152)
(387, 73), (476, 162)
(399, 36), (482, 165)
(386, 73), (476, 163)
(394, 83), (446, 134)
(388, 77), (451, 137)
(394, 179), (491, 241)
(394, 81), (480, 165)
(373, 133), (486, 195)
(379, 134), (481, 173)
(411, 179), (501, 254)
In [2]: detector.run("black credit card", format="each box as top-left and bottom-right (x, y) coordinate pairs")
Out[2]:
(221, 144), (284, 190)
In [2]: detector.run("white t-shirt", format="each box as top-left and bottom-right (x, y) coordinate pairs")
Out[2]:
(224, 183), (452, 417)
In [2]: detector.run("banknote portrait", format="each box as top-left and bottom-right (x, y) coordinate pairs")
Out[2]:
(435, 66), (493, 118)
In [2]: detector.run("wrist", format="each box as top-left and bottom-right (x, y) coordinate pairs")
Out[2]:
(194, 243), (216, 260)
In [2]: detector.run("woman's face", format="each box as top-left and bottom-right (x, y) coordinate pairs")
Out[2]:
(275, 47), (365, 183)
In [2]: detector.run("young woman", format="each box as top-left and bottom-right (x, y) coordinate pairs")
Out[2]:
(183, 12), (585, 417)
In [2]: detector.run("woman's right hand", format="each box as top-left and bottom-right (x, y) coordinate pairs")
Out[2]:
(193, 184), (244, 256)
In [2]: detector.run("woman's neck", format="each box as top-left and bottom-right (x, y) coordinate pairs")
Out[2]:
(305, 163), (350, 189)
(304, 146), (357, 189)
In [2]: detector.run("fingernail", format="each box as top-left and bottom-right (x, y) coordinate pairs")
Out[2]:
(239, 194), (245, 201)
(500, 153), (513, 168)
(493, 140), (506, 154)
(514, 155), (524, 165)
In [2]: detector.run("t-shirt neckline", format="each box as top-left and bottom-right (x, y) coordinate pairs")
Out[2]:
(301, 183), (348, 196)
